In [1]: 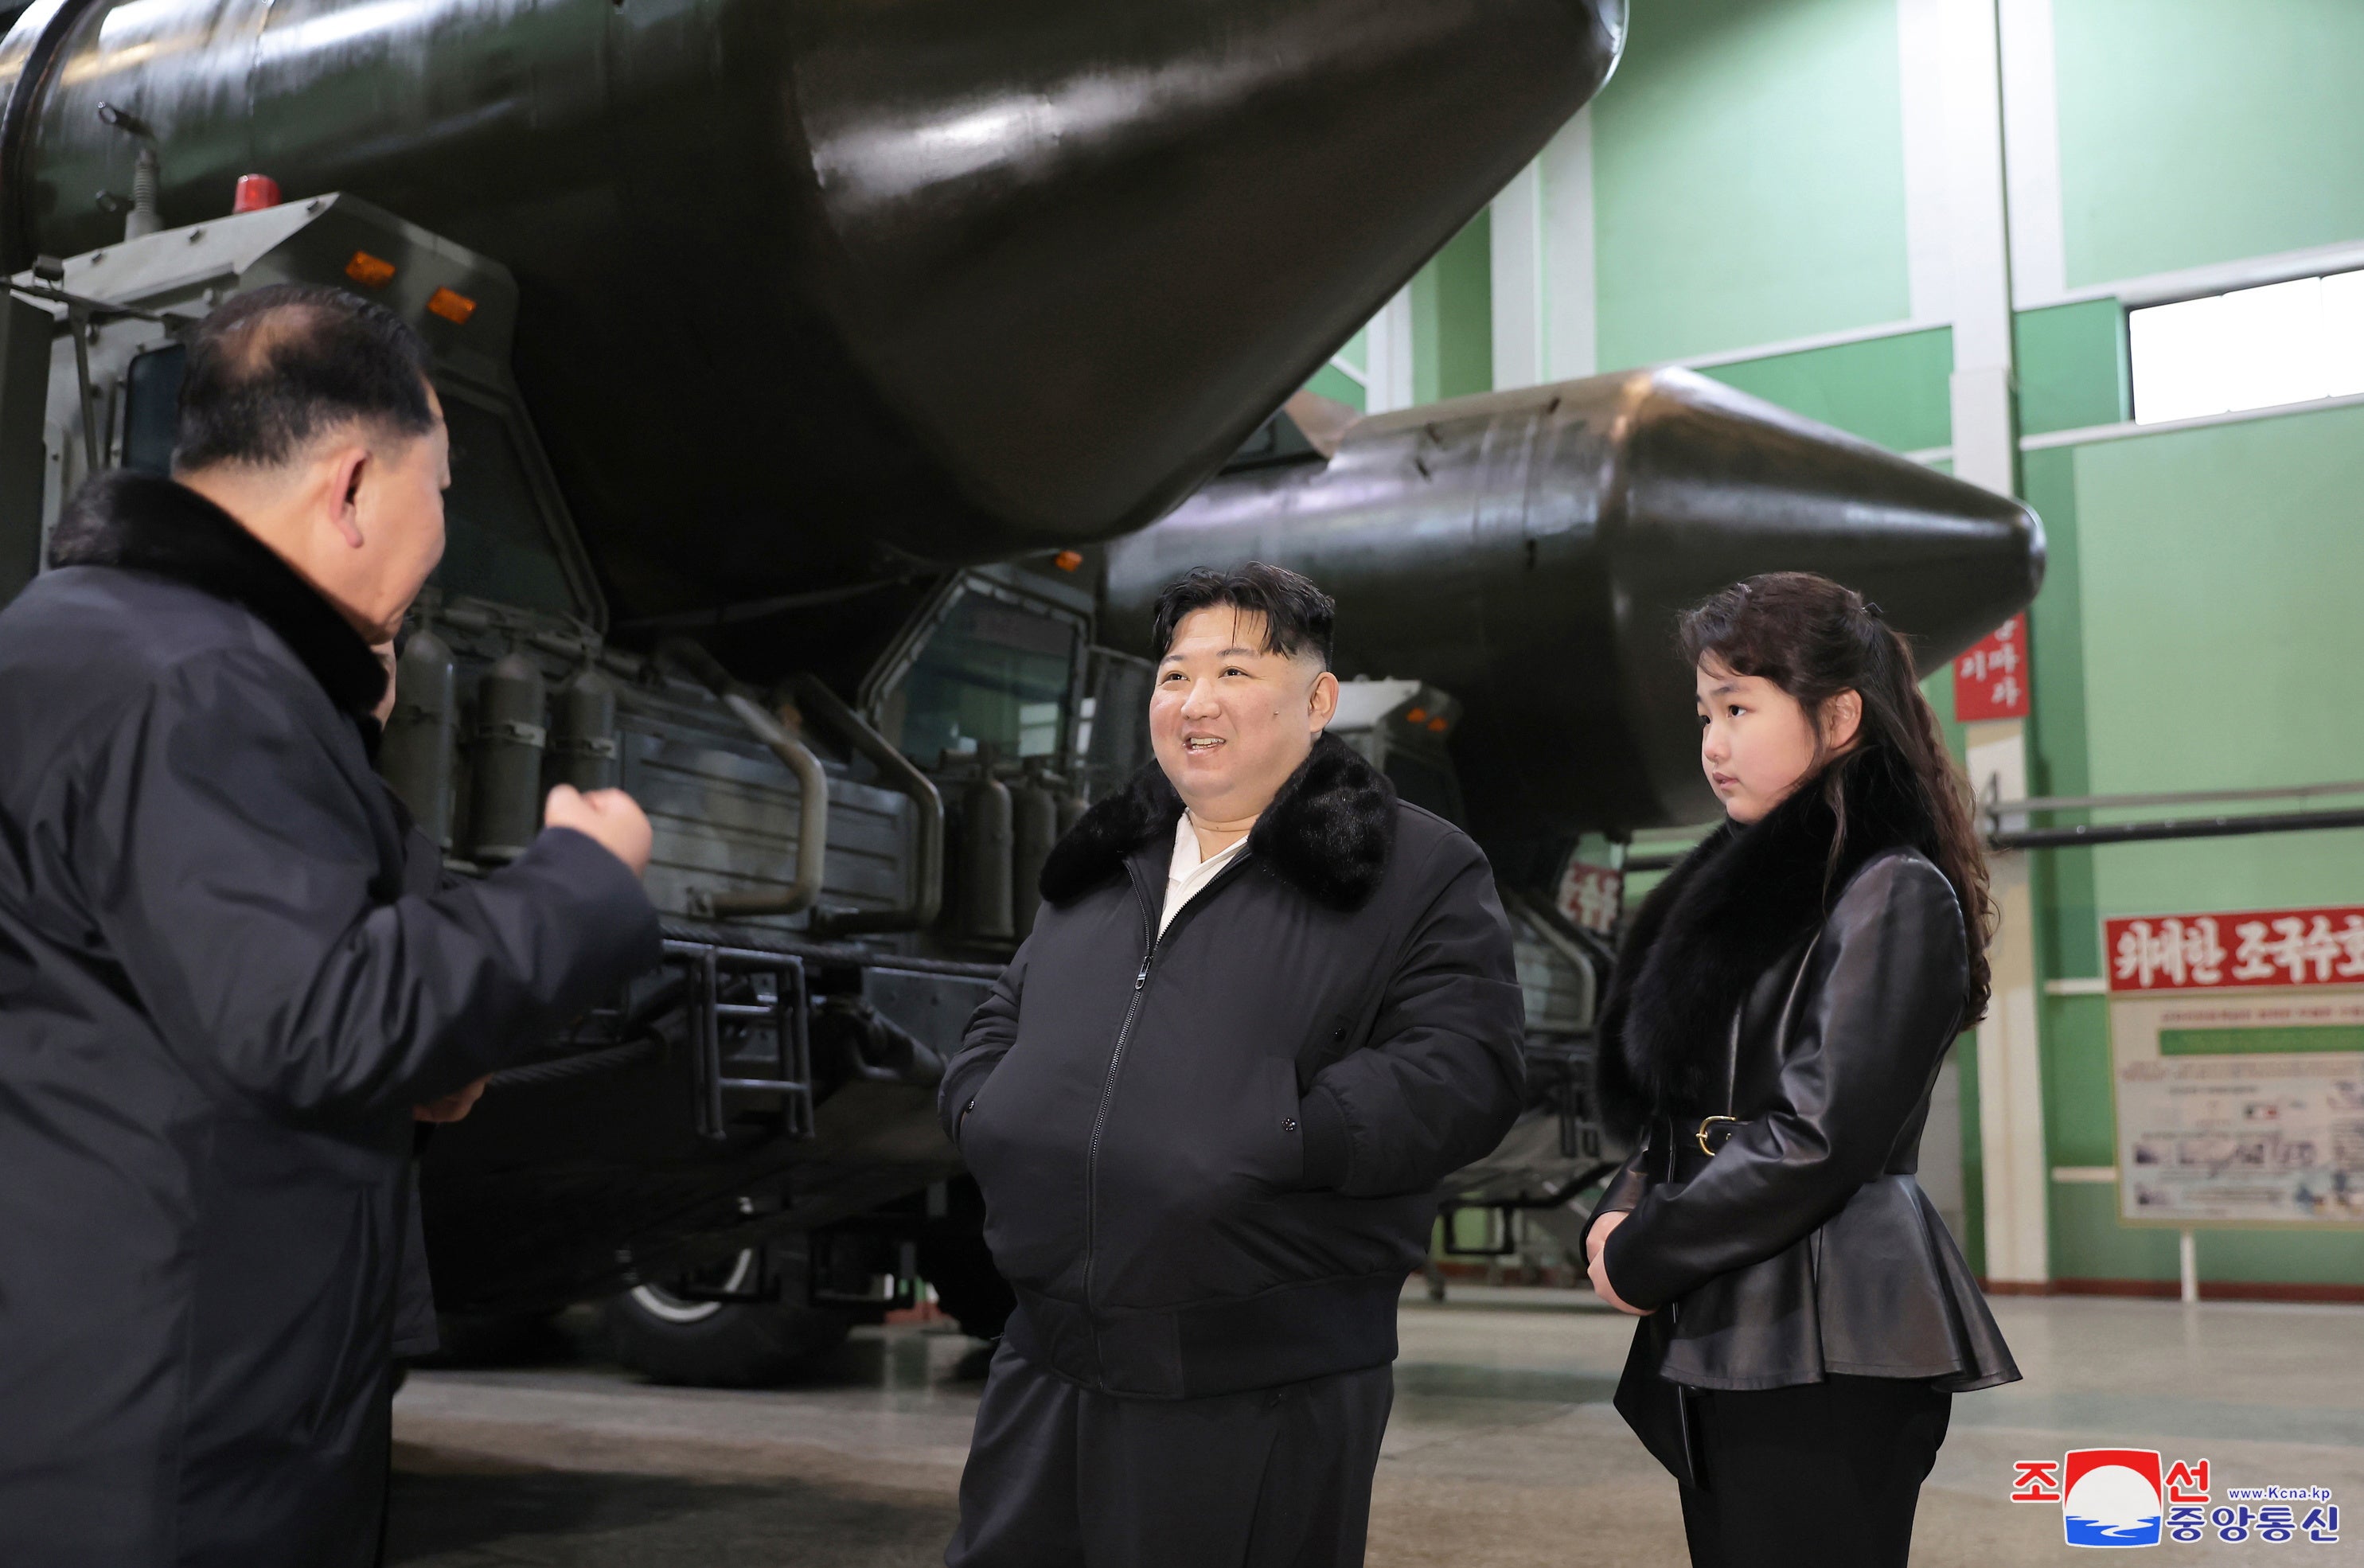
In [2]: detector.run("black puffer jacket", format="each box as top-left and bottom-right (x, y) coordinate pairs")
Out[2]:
(938, 735), (1526, 1400)
(1582, 747), (2018, 1481)
(0, 473), (659, 1566)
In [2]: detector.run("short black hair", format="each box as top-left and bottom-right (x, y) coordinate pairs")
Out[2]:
(1150, 562), (1335, 668)
(173, 283), (437, 473)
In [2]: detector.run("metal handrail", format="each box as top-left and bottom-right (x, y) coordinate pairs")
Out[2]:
(790, 672), (945, 935)
(1984, 779), (2364, 817)
(1989, 807), (2364, 852)
(657, 640), (829, 919)
(1980, 778), (2364, 852)
(704, 691), (830, 919)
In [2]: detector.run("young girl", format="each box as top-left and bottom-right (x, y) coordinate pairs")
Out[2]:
(1583, 572), (2019, 1568)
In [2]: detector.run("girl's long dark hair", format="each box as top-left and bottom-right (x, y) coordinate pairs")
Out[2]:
(1679, 571), (1995, 1026)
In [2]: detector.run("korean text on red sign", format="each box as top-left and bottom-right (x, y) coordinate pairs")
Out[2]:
(1953, 614), (2028, 721)
(2106, 907), (2364, 993)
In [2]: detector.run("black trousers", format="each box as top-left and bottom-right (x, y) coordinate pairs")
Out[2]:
(1676, 1375), (1951, 1568)
(946, 1337), (1395, 1568)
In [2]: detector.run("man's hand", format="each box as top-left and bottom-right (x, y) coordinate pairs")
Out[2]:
(1586, 1208), (1652, 1316)
(544, 784), (653, 876)
(415, 1075), (489, 1123)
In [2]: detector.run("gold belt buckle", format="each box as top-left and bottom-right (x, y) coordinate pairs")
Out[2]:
(1695, 1115), (1740, 1156)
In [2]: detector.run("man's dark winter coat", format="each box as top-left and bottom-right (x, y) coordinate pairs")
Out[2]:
(0, 473), (659, 1566)
(388, 799), (452, 1363)
(938, 734), (1527, 1401)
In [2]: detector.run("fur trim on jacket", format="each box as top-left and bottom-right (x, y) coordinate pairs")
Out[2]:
(1596, 746), (1962, 1137)
(49, 469), (389, 720)
(1039, 731), (1396, 911)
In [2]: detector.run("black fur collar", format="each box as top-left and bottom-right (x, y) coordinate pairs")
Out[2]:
(49, 470), (388, 720)
(1595, 746), (1950, 1136)
(1040, 731), (1396, 911)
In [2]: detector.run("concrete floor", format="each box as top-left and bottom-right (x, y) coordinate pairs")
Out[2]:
(389, 1288), (2364, 1566)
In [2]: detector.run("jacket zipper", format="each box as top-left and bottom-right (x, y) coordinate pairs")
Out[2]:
(1078, 850), (1254, 1316)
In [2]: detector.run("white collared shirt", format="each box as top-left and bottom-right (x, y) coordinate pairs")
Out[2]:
(1160, 812), (1250, 936)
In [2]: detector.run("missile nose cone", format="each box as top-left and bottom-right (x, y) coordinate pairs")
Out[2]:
(1619, 369), (2043, 665)
(797, 0), (1631, 554)
(1106, 367), (2044, 838)
(6, 0), (1627, 614)
(1606, 368), (2043, 821)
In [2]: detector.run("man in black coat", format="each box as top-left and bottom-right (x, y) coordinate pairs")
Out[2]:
(938, 563), (1527, 1568)
(0, 285), (660, 1566)
(366, 643), (480, 1367)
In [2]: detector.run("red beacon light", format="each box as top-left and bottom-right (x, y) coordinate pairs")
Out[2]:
(231, 174), (281, 213)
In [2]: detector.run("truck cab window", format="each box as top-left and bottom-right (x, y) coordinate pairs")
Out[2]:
(877, 591), (1079, 766)
(122, 343), (185, 476)
(430, 391), (581, 619)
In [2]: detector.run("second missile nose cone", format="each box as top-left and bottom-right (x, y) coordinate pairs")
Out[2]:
(1106, 366), (2043, 838)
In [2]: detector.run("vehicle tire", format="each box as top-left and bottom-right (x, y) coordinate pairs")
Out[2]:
(602, 1252), (852, 1387)
(917, 1228), (1014, 1341)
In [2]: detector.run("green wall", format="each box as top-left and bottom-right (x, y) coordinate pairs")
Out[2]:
(1333, 326), (1368, 376)
(1701, 328), (1952, 452)
(1590, 0), (1910, 368)
(1411, 213), (1494, 404)
(2073, 404), (2364, 915)
(2015, 302), (2128, 436)
(1305, 363), (1366, 412)
(2022, 355), (2364, 1287)
(1300, 224), (1487, 415)
(2021, 446), (2097, 981)
(2052, 0), (2364, 287)
(1310, 326), (1371, 413)
(1342, 0), (2364, 415)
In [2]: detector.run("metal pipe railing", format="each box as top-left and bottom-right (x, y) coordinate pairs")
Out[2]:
(789, 673), (944, 935)
(1986, 779), (2364, 817)
(657, 640), (828, 919)
(1989, 807), (2364, 852)
(1981, 778), (2364, 852)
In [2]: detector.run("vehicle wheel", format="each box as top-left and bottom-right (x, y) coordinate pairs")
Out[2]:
(603, 1251), (852, 1387)
(917, 1228), (1014, 1341)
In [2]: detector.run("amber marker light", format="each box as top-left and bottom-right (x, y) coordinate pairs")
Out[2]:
(345, 252), (396, 288)
(427, 287), (477, 324)
(1053, 549), (1085, 571)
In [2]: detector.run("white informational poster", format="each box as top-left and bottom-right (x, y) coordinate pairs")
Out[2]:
(2110, 989), (2364, 1227)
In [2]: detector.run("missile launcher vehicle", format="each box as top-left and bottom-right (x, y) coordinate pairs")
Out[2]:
(0, 0), (2040, 1383)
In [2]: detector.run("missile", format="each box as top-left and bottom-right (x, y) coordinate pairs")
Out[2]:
(0, 0), (1627, 618)
(1103, 369), (2045, 844)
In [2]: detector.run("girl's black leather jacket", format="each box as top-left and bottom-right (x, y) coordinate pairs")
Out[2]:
(1583, 748), (2018, 1479)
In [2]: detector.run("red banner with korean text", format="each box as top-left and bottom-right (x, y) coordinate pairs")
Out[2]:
(1954, 614), (2029, 721)
(2105, 906), (2364, 993)
(1556, 860), (1624, 934)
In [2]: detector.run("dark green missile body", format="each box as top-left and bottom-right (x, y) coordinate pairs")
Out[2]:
(1106, 372), (2045, 852)
(0, 0), (1627, 618)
